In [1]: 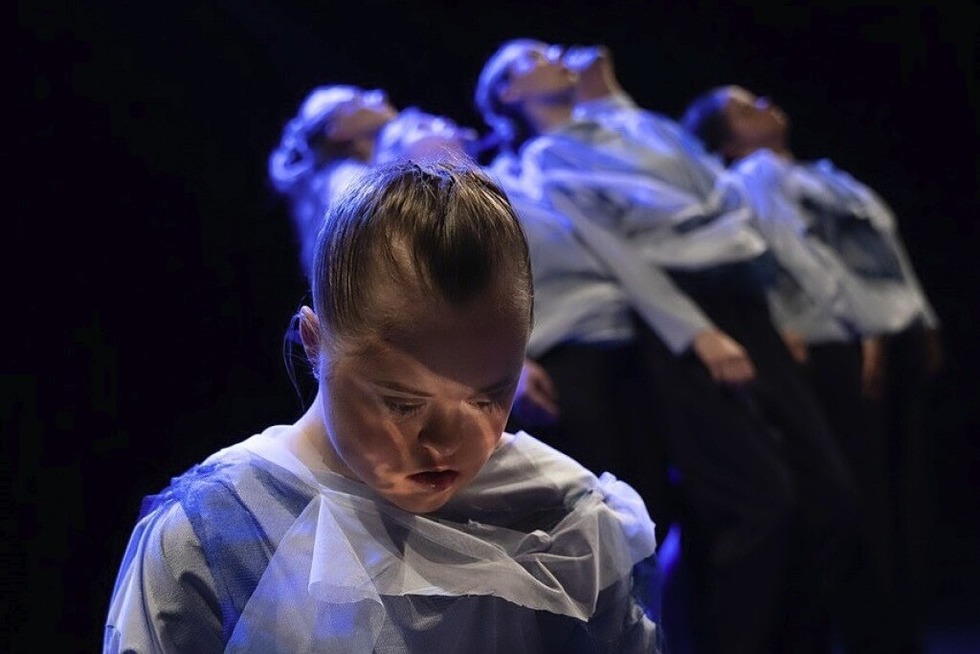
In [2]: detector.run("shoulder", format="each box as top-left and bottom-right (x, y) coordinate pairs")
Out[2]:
(462, 431), (602, 510)
(521, 123), (622, 183)
(112, 434), (318, 640)
(573, 91), (640, 119)
(811, 158), (878, 194)
(106, 497), (225, 653)
(325, 159), (370, 200)
(498, 432), (659, 562)
(601, 103), (686, 142)
(140, 434), (316, 543)
(506, 430), (599, 485)
(140, 443), (254, 513)
(736, 148), (790, 178)
(521, 130), (576, 164)
(801, 158), (860, 187)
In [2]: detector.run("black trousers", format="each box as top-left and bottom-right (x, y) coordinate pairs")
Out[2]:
(804, 340), (925, 654)
(879, 324), (939, 606)
(637, 267), (860, 654)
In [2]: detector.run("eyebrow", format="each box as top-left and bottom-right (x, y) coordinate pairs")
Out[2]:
(371, 375), (518, 397)
(481, 377), (521, 394)
(371, 380), (432, 397)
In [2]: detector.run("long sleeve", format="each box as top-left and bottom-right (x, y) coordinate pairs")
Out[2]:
(790, 159), (938, 334)
(573, 90), (640, 119)
(547, 191), (714, 354)
(521, 125), (767, 273)
(735, 151), (856, 341)
(488, 157), (638, 358)
(104, 502), (223, 654)
(516, 198), (637, 358)
(846, 175), (940, 329)
(511, 120), (780, 353)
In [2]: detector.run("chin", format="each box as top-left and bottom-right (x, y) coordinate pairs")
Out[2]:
(391, 493), (452, 515)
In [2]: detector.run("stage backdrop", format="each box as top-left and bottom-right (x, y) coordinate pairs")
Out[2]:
(13, 0), (978, 649)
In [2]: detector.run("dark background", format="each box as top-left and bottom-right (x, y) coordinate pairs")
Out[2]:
(11, 0), (978, 650)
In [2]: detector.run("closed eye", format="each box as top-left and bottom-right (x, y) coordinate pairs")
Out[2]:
(382, 397), (425, 417)
(471, 389), (514, 413)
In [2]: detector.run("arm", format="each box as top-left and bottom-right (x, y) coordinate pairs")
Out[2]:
(861, 336), (887, 399)
(921, 326), (945, 378)
(779, 329), (810, 365)
(737, 154), (851, 324)
(510, 358), (561, 428)
(547, 189), (711, 352)
(864, 188), (942, 331)
(522, 128), (760, 380)
(819, 163), (941, 331)
(692, 328), (757, 383)
(527, 132), (767, 266)
(548, 190), (756, 383)
(584, 571), (663, 653)
(587, 474), (663, 652)
(105, 502), (223, 654)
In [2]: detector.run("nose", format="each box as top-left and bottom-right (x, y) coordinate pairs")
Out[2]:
(362, 89), (387, 107)
(563, 44), (601, 71)
(418, 405), (464, 458)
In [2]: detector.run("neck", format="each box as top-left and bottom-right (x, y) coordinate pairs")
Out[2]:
(289, 392), (339, 474)
(766, 141), (794, 162)
(730, 137), (794, 164)
(573, 70), (624, 104)
(524, 91), (576, 135)
(348, 136), (376, 163)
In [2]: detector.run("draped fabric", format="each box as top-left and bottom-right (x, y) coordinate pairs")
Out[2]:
(735, 150), (938, 339)
(487, 154), (638, 359)
(105, 427), (661, 653)
(496, 93), (770, 353)
(518, 119), (767, 272)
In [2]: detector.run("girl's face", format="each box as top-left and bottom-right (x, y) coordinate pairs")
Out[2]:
(721, 86), (789, 153)
(381, 113), (477, 163)
(315, 278), (528, 514)
(501, 42), (577, 104)
(327, 89), (399, 142)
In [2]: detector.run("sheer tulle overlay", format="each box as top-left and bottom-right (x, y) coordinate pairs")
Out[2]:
(219, 430), (658, 652)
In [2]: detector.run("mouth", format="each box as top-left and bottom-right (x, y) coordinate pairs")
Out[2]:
(408, 470), (460, 492)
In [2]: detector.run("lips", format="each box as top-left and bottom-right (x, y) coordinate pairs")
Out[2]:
(409, 470), (459, 491)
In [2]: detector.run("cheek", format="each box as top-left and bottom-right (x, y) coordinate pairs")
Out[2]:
(322, 387), (410, 466)
(466, 410), (509, 455)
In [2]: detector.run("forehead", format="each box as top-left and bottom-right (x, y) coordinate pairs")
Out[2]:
(378, 262), (521, 326)
(502, 40), (553, 68)
(341, 240), (520, 323)
(301, 86), (359, 120)
(725, 86), (758, 107)
(341, 280), (529, 381)
(397, 113), (461, 141)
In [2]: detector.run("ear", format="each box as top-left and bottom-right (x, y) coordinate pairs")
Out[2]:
(325, 119), (355, 144)
(298, 306), (322, 367)
(325, 122), (342, 139)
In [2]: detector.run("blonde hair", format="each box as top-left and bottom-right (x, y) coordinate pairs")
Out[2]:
(310, 158), (534, 346)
